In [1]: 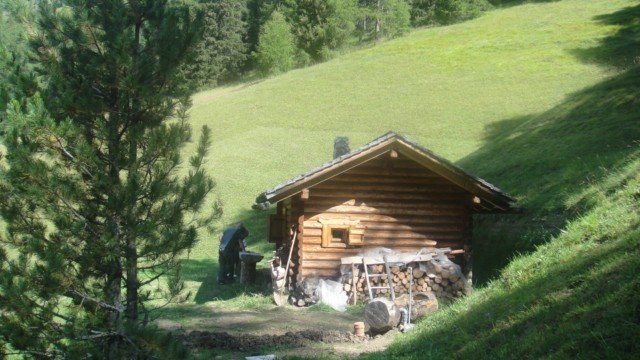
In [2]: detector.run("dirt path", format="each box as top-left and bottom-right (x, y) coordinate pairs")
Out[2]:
(157, 305), (398, 358)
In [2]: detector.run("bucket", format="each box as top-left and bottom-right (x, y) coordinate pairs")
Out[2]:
(354, 321), (365, 337)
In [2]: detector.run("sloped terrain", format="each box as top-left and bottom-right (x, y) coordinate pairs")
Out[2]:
(162, 1), (640, 358)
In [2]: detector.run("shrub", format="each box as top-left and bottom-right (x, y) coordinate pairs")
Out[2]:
(254, 11), (297, 75)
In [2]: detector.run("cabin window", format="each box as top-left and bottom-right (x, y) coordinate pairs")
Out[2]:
(321, 224), (364, 247)
(322, 225), (349, 248)
(331, 229), (348, 243)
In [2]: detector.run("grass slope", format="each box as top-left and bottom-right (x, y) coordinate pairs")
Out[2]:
(364, 1), (640, 358)
(164, 1), (640, 351)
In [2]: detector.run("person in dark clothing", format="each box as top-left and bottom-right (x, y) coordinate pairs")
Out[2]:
(217, 223), (249, 284)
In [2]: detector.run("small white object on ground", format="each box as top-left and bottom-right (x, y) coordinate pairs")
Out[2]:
(317, 279), (348, 312)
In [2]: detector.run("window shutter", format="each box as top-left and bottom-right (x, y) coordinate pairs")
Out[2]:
(348, 227), (364, 246)
(268, 214), (285, 243)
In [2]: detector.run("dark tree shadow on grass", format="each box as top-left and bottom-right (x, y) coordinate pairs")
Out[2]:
(571, 4), (640, 70)
(456, 3), (640, 280)
(490, 0), (559, 7)
(181, 257), (270, 304)
(461, 65), (640, 284)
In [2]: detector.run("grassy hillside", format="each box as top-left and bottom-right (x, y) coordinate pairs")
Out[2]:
(365, 160), (640, 358)
(166, 0), (640, 348)
(366, 1), (640, 358)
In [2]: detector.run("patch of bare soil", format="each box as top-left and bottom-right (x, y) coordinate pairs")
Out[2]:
(159, 306), (401, 357)
(180, 329), (368, 352)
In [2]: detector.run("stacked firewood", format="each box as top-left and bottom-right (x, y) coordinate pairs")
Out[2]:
(342, 258), (472, 303)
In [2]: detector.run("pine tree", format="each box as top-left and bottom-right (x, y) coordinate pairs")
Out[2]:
(0, 0), (38, 121)
(0, 1), (220, 358)
(284, 0), (357, 61)
(184, 0), (249, 88)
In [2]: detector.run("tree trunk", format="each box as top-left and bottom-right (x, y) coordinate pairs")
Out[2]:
(375, 0), (381, 40)
(106, 104), (124, 359)
(125, 21), (142, 327)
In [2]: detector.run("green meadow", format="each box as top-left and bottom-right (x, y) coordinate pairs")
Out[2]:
(164, 0), (640, 356)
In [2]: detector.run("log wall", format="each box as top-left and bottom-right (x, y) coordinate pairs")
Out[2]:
(297, 154), (472, 279)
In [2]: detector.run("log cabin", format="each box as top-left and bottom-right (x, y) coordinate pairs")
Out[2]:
(254, 132), (517, 287)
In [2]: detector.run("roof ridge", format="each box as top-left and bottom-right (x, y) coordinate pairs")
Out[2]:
(255, 132), (517, 212)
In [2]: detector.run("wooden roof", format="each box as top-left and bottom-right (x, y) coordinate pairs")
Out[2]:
(256, 132), (518, 213)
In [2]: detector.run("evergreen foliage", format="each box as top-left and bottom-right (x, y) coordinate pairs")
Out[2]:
(254, 10), (297, 75)
(410, 0), (492, 26)
(183, 0), (249, 88)
(0, 0), (38, 121)
(0, 1), (221, 358)
(357, 0), (411, 41)
(245, 0), (282, 56)
(283, 0), (358, 61)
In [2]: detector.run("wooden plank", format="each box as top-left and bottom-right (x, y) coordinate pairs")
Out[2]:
(303, 219), (464, 230)
(305, 205), (465, 217)
(303, 236), (443, 247)
(346, 168), (439, 178)
(303, 252), (359, 261)
(303, 244), (364, 253)
(301, 259), (342, 269)
(326, 174), (451, 185)
(305, 198), (466, 210)
(300, 268), (340, 278)
(314, 182), (461, 193)
(305, 212), (465, 224)
(308, 192), (467, 203)
(341, 253), (435, 265)
(304, 227), (463, 239)
(364, 239), (439, 247)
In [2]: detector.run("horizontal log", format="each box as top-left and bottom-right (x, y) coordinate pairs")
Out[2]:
(305, 205), (464, 217)
(302, 244), (364, 253)
(308, 191), (468, 203)
(304, 242), (462, 256)
(348, 161), (434, 171)
(300, 268), (340, 278)
(346, 167), (439, 178)
(329, 174), (449, 185)
(314, 182), (462, 194)
(303, 235), (447, 246)
(303, 220), (464, 230)
(364, 238), (440, 247)
(305, 198), (466, 210)
(302, 251), (360, 261)
(360, 157), (427, 166)
(304, 217), (466, 230)
(304, 228), (463, 239)
(301, 259), (342, 269)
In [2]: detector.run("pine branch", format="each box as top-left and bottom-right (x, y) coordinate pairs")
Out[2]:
(70, 291), (124, 313)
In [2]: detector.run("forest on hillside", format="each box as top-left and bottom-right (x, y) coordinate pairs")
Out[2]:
(2, 0), (515, 102)
(2, 0), (637, 359)
(0, 1), (512, 358)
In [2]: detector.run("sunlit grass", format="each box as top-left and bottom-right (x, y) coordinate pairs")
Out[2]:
(163, 1), (640, 346)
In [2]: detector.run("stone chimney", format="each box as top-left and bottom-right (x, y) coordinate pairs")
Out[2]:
(333, 136), (350, 159)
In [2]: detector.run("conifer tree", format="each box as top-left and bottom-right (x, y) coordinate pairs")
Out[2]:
(283, 0), (357, 61)
(0, 1), (220, 358)
(183, 0), (249, 88)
